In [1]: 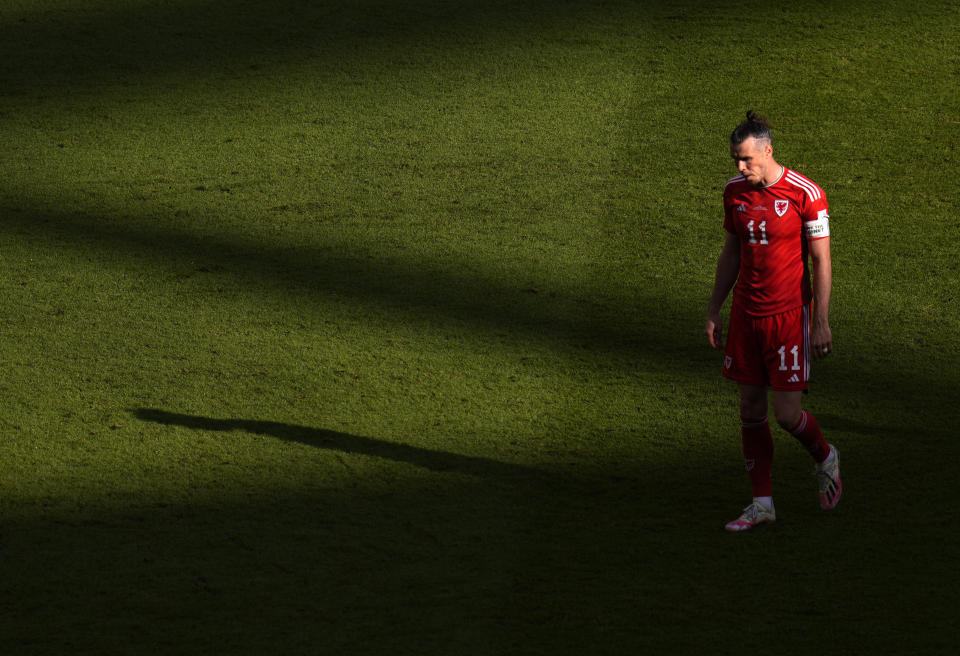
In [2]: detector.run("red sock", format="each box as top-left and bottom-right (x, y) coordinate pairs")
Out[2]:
(741, 417), (773, 497)
(789, 410), (830, 463)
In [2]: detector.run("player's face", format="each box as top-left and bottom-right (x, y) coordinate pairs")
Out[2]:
(730, 137), (773, 187)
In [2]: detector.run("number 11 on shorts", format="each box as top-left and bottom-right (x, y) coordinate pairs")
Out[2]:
(778, 345), (801, 371)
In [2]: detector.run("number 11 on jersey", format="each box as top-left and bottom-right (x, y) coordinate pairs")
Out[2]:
(747, 220), (768, 245)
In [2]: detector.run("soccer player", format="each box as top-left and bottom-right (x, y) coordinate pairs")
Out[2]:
(705, 111), (842, 531)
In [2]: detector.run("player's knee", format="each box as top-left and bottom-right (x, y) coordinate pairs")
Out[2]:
(739, 399), (766, 421)
(774, 408), (801, 431)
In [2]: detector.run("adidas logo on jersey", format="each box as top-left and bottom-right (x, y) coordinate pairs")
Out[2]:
(787, 374), (800, 383)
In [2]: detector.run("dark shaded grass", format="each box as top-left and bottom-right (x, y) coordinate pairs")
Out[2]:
(133, 408), (544, 478)
(0, 0), (764, 90)
(0, 205), (704, 375)
(2, 426), (953, 655)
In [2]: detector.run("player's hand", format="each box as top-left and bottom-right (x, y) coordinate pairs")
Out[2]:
(811, 319), (832, 360)
(705, 315), (724, 350)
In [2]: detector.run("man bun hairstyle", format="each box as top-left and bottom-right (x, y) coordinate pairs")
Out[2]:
(731, 110), (773, 145)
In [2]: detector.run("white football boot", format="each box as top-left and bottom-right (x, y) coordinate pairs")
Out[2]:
(816, 445), (842, 510)
(725, 499), (776, 532)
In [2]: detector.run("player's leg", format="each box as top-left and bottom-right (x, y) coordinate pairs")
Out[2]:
(725, 384), (776, 531)
(739, 384), (773, 499)
(763, 306), (831, 464)
(771, 389), (841, 510)
(772, 390), (829, 463)
(762, 306), (842, 510)
(722, 309), (777, 530)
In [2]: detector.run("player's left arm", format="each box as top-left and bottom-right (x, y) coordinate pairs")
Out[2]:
(808, 235), (832, 359)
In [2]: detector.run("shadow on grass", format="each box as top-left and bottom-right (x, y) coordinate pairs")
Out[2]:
(0, 463), (725, 654)
(1, 205), (706, 378)
(3, 427), (952, 655)
(0, 0), (659, 95)
(134, 408), (541, 480)
(813, 413), (903, 438)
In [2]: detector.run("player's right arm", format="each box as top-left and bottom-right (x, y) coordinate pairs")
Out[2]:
(705, 231), (741, 349)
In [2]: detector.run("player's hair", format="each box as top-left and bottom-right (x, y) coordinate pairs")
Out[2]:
(730, 110), (772, 146)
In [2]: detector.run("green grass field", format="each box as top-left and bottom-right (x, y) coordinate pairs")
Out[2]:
(2, 0), (958, 653)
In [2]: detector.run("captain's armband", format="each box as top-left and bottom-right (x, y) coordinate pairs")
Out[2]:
(805, 209), (830, 239)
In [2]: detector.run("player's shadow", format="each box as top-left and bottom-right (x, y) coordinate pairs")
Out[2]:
(133, 408), (541, 480)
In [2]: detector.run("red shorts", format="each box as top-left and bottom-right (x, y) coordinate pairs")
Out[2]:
(722, 304), (811, 390)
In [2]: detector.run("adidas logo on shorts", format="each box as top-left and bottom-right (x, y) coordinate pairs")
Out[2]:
(787, 374), (800, 383)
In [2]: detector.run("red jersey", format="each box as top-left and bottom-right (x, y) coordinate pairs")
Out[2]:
(723, 167), (829, 317)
